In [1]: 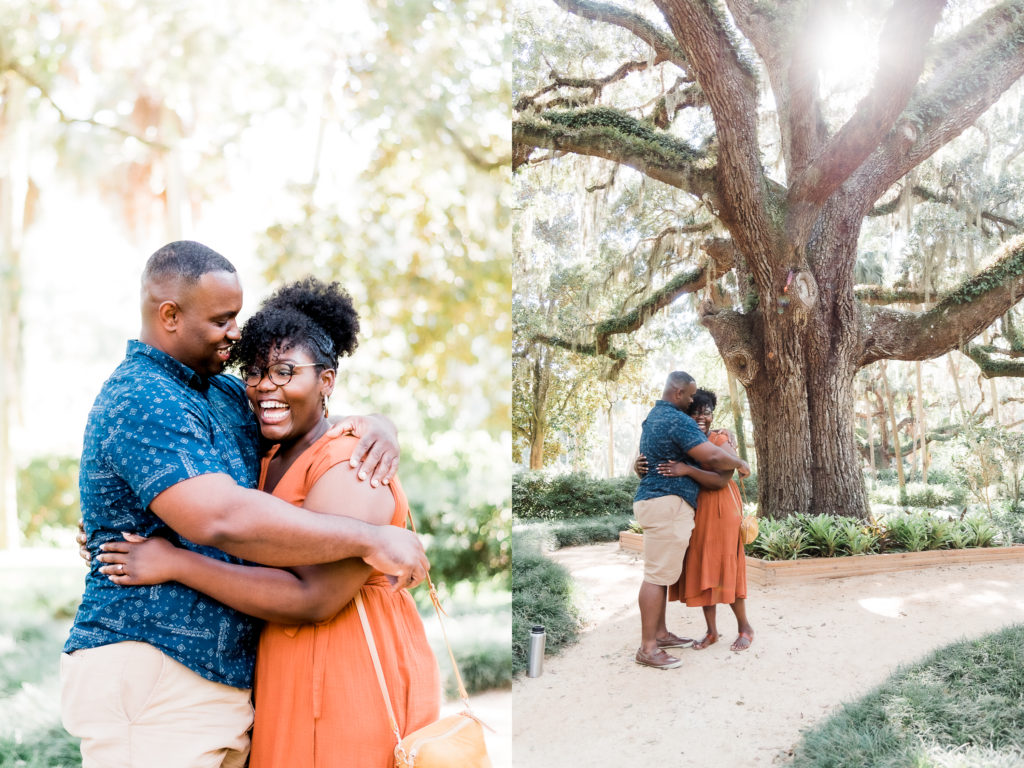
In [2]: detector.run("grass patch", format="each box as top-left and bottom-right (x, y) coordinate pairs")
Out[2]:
(0, 564), (83, 767)
(511, 531), (583, 676)
(790, 624), (1024, 767)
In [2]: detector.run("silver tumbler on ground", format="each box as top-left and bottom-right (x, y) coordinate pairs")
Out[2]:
(526, 625), (546, 677)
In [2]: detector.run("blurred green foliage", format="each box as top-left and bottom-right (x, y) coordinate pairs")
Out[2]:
(16, 456), (80, 545)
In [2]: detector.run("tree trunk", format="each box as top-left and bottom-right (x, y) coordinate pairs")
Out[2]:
(529, 429), (545, 470)
(880, 362), (906, 495)
(915, 361), (929, 484)
(606, 401), (615, 478)
(742, 347), (813, 519)
(726, 370), (748, 462)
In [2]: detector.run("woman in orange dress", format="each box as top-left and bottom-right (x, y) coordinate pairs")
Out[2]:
(96, 277), (440, 767)
(658, 389), (754, 652)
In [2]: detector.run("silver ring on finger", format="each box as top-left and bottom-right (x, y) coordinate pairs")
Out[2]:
(118, 563), (124, 574)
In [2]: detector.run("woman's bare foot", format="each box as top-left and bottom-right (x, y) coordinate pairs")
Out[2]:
(691, 631), (718, 650)
(730, 631), (754, 652)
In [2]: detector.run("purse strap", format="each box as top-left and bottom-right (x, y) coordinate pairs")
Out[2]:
(355, 591), (405, 746)
(354, 506), (493, 746)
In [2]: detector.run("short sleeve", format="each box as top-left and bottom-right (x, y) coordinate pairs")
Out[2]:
(672, 413), (707, 455)
(304, 434), (360, 488)
(99, 384), (233, 509)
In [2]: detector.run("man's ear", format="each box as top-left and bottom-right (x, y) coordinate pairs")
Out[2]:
(157, 300), (181, 331)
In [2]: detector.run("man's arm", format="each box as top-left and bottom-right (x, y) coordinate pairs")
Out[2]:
(686, 441), (750, 477)
(148, 473), (428, 589)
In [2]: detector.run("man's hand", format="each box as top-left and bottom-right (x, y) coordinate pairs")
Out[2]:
(712, 428), (738, 452)
(736, 459), (752, 478)
(326, 413), (400, 488)
(633, 453), (648, 478)
(76, 519), (90, 564)
(363, 526), (429, 592)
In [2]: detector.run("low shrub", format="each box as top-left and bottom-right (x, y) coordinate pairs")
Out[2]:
(511, 532), (583, 676)
(547, 514), (633, 548)
(444, 642), (513, 697)
(513, 471), (637, 520)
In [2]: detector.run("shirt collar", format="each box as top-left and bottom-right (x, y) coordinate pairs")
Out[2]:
(126, 339), (208, 392)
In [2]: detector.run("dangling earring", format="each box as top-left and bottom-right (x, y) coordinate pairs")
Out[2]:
(247, 399), (257, 415)
(322, 395), (329, 419)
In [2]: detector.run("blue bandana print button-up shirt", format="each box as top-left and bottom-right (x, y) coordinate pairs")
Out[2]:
(64, 340), (262, 689)
(634, 399), (708, 509)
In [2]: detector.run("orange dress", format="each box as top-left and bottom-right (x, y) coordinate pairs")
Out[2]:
(249, 434), (441, 768)
(669, 431), (747, 606)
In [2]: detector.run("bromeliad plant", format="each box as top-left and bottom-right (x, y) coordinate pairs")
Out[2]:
(742, 510), (1008, 561)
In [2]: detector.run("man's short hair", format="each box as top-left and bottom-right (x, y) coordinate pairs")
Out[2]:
(666, 370), (695, 390)
(142, 241), (236, 287)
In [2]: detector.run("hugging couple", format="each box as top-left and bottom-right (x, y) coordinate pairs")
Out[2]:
(62, 241), (440, 767)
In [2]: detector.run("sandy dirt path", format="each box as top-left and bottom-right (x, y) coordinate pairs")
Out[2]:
(512, 542), (1024, 766)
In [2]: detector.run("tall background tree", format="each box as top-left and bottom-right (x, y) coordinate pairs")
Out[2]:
(0, 0), (510, 596)
(514, 0), (1024, 518)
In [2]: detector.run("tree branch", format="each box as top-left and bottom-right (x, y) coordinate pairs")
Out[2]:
(859, 235), (1024, 365)
(515, 60), (652, 112)
(591, 239), (737, 348)
(856, 1), (1024, 207)
(868, 184), (1021, 234)
(854, 286), (933, 306)
(551, 0), (690, 69)
(652, 0), (775, 290)
(788, 0), (943, 214)
(964, 343), (1024, 377)
(725, 0), (825, 181)
(512, 108), (717, 199)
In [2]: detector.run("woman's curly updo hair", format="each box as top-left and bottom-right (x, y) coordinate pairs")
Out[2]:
(686, 388), (717, 417)
(230, 277), (359, 372)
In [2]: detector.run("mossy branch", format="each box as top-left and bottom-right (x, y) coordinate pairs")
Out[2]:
(964, 343), (1024, 378)
(859, 236), (1024, 366)
(512, 107), (716, 198)
(855, 286), (933, 306)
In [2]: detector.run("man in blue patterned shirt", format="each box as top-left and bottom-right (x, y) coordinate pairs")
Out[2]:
(61, 241), (429, 767)
(632, 370), (750, 670)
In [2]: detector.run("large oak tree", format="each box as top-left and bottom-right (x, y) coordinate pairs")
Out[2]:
(514, 0), (1024, 518)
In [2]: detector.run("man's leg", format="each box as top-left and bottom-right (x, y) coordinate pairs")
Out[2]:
(634, 496), (694, 668)
(638, 580), (668, 656)
(61, 641), (253, 768)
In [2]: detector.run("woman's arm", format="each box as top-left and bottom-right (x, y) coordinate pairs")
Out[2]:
(98, 536), (371, 624)
(656, 460), (731, 489)
(99, 458), (397, 624)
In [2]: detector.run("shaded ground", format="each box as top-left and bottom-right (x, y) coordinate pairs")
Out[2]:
(512, 542), (1024, 766)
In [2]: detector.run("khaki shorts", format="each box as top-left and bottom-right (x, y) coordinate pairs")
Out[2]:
(634, 495), (695, 586)
(61, 641), (253, 768)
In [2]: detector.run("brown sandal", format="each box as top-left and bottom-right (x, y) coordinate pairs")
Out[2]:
(730, 631), (754, 652)
(691, 632), (719, 650)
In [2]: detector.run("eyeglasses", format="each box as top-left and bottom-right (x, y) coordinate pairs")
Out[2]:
(242, 363), (322, 387)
